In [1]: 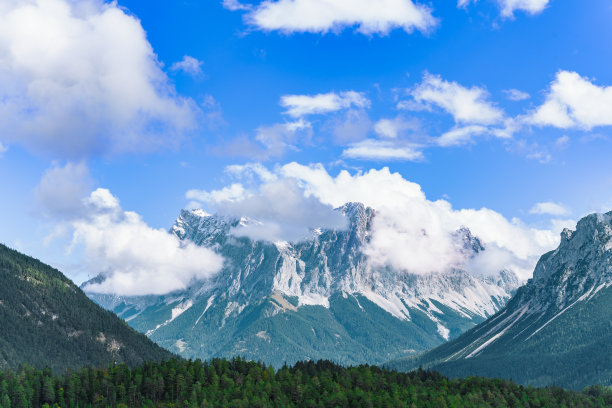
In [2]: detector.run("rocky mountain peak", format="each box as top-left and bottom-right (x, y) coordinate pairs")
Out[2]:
(533, 211), (612, 288)
(392, 211), (612, 389)
(455, 226), (485, 255)
(86, 201), (522, 367)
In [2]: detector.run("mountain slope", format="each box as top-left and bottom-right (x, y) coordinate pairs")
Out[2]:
(387, 212), (612, 390)
(0, 243), (173, 373)
(86, 203), (520, 367)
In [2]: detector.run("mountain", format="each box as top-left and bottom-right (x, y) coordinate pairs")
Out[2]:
(0, 243), (173, 373)
(387, 212), (612, 390)
(85, 203), (520, 367)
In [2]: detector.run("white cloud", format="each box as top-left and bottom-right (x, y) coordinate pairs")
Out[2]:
(549, 218), (577, 234)
(222, 0), (252, 11)
(199, 162), (559, 279)
(437, 125), (490, 147)
(526, 151), (551, 163)
(510, 139), (552, 163)
(241, 0), (437, 35)
(374, 116), (418, 139)
(503, 88), (530, 101)
(555, 135), (570, 149)
(187, 179), (347, 243)
(281, 91), (370, 117)
(76, 189), (224, 296)
(216, 113), (314, 160)
(329, 109), (373, 144)
(35, 162), (93, 219)
(225, 163), (278, 183)
(186, 183), (248, 204)
(284, 163), (558, 278)
(254, 119), (313, 158)
(458, 0), (549, 17)
(342, 139), (424, 161)
(170, 55), (204, 76)
(408, 73), (504, 125)
(0, 0), (198, 159)
(529, 71), (612, 130)
(0, 142), (7, 155)
(529, 202), (570, 216)
(498, 0), (549, 17)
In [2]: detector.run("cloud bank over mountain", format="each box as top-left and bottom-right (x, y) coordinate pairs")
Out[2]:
(35, 162), (224, 296)
(188, 162), (561, 280)
(76, 189), (224, 296)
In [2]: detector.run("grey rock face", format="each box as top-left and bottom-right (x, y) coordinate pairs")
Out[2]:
(388, 211), (612, 389)
(86, 202), (520, 367)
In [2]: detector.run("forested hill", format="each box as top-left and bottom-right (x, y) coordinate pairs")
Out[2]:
(0, 243), (173, 373)
(1, 358), (610, 408)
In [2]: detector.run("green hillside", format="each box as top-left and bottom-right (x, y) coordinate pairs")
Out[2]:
(388, 284), (612, 390)
(0, 244), (173, 373)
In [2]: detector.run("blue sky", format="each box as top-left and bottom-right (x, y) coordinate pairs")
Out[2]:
(0, 0), (611, 289)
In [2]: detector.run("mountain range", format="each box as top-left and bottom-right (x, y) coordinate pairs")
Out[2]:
(86, 203), (520, 367)
(387, 211), (612, 390)
(0, 243), (173, 373)
(2, 202), (611, 390)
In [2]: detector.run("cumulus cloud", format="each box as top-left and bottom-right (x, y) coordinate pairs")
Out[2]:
(170, 55), (204, 76)
(281, 163), (559, 279)
(503, 88), (530, 101)
(187, 178), (347, 242)
(75, 189), (224, 296)
(222, 0), (252, 11)
(186, 183), (248, 204)
(254, 119), (313, 158)
(218, 92), (366, 160)
(529, 71), (612, 130)
(0, 0), (199, 159)
(437, 125), (490, 147)
(342, 139), (424, 161)
(329, 109), (373, 144)
(395, 74), (525, 152)
(555, 135), (570, 149)
(279, 164), (557, 277)
(237, 0), (437, 35)
(281, 91), (370, 117)
(374, 116), (418, 139)
(194, 162), (559, 279)
(407, 73), (504, 125)
(529, 201), (570, 216)
(35, 162), (93, 219)
(497, 0), (549, 17)
(225, 162), (278, 183)
(549, 217), (577, 235)
(458, 0), (549, 17)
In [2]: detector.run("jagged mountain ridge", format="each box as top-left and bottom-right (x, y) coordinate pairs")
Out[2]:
(0, 244), (173, 373)
(87, 202), (520, 367)
(387, 211), (612, 389)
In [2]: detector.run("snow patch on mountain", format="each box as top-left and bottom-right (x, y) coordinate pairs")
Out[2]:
(146, 299), (193, 336)
(85, 201), (526, 365)
(429, 210), (612, 362)
(171, 203), (520, 325)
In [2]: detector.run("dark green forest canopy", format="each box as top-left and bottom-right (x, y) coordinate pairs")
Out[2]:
(0, 243), (173, 373)
(0, 358), (610, 408)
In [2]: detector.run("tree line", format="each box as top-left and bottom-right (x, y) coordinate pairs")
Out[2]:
(0, 358), (610, 407)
